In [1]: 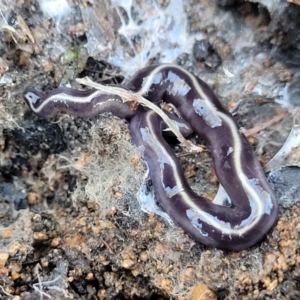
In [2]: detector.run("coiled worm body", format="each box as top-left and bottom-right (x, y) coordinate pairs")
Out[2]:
(24, 64), (278, 250)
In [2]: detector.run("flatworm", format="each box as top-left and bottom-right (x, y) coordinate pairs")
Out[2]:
(24, 64), (278, 250)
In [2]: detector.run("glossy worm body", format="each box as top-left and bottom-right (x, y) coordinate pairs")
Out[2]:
(24, 64), (278, 251)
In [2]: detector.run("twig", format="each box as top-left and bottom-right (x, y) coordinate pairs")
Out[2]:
(241, 112), (287, 137)
(76, 77), (202, 152)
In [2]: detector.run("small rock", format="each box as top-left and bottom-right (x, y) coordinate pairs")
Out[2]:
(10, 271), (21, 280)
(0, 252), (9, 269)
(51, 237), (61, 247)
(139, 251), (149, 262)
(191, 283), (217, 300)
(27, 192), (40, 205)
(193, 40), (213, 62)
(33, 232), (49, 241)
(86, 272), (94, 280)
(131, 269), (139, 277)
(1, 227), (13, 238)
(179, 267), (195, 283)
(9, 241), (28, 256)
(121, 258), (136, 270)
(193, 40), (222, 70)
(156, 278), (172, 293)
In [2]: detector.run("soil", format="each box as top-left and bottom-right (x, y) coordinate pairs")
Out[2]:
(1, 0), (300, 299)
